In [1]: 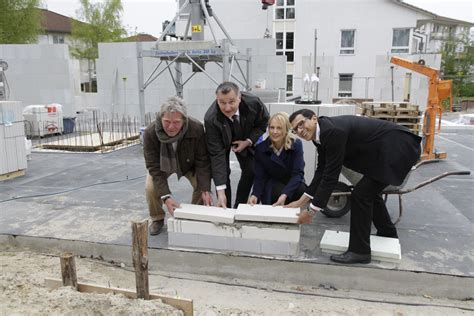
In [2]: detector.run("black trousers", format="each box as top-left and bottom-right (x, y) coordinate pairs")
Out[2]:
(224, 151), (254, 208)
(271, 181), (307, 204)
(348, 176), (398, 254)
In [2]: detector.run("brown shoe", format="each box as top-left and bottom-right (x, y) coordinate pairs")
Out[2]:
(149, 219), (164, 235)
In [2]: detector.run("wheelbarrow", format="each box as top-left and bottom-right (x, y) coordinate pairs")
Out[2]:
(321, 160), (471, 224)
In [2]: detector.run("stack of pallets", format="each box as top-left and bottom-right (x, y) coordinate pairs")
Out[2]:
(361, 102), (421, 135)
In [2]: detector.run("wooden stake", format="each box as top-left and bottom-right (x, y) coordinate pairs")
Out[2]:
(132, 220), (150, 300)
(60, 252), (78, 289)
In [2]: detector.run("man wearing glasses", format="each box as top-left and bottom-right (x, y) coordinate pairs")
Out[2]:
(288, 109), (421, 264)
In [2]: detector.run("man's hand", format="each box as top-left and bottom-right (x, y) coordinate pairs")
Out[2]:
(297, 208), (315, 224)
(248, 195), (258, 206)
(202, 191), (213, 206)
(272, 194), (287, 207)
(231, 139), (251, 153)
(164, 197), (181, 216)
(216, 189), (227, 209)
(284, 194), (310, 208)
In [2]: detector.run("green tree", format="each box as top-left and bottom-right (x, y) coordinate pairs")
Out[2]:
(0, 0), (42, 44)
(71, 0), (126, 92)
(441, 30), (474, 101)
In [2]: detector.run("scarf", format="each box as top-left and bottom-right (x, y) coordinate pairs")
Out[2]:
(155, 116), (189, 178)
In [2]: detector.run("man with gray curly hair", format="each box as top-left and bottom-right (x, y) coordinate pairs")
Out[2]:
(143, 96), (213, 235)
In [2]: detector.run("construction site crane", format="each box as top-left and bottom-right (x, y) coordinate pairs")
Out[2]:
(390, 56), (453, 161)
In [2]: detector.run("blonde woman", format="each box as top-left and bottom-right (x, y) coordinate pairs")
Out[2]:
(248, 112), (306, 206)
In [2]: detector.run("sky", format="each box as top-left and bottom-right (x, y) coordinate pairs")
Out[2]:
(43, 0), (474, 37)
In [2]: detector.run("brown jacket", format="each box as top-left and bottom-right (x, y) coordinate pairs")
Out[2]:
(143, 117), (212, 197)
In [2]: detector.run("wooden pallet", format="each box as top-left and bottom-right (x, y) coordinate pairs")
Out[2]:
(362, 102), (419, 113)
(0, 169), (25, 181)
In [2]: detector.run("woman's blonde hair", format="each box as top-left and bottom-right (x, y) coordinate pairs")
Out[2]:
(269, 112), (296, 151)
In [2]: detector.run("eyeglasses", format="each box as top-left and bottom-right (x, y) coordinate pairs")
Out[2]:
(291, 118), (307, 134)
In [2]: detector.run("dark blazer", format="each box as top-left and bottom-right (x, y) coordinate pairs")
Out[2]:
(204, 91), (269, 186)
(307, 115), (421, 209)
(143, 117), (212, 197)
(252, 138), (305, 204)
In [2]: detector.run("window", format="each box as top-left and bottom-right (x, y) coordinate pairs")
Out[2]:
(275, 32), (294, 62)
(276, 32), (283, 49)
(53, 35), (65, 44)
(338, 74), (353, 97)
(391, 28), (410, 53)
(275, 0), (295, 20)
(286, 74), (293, 95)
(286, 32), (294, 49)
(340, 30), (355, 54)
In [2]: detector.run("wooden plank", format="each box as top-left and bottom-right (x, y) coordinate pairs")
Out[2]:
(0, 169), (25, 181)
(131, 220), (149, 299)
(44, 278), (194, 316)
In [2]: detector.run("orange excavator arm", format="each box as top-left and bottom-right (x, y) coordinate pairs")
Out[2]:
(390, 56), (452, 161)
(390, 56), (439, 79)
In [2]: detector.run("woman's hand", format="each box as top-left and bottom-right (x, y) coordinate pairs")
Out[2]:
(248, 195), (258, 206)
(284, 194), (310, 208)
(272, 194), (287, 206)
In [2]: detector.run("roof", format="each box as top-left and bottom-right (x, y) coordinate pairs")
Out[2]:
(123, 33), (158, 42)
(392, 0), (474, 26)
(40, 9), (72, 34)
(40, 9), (82, 34)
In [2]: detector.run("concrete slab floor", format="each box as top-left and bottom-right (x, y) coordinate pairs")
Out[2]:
(0, 132), (473, 298)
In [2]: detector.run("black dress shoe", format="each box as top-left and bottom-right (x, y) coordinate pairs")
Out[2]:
(330, 251), (371, 264)
(376, 232), (398, 238)
(149, 219), (164, 235)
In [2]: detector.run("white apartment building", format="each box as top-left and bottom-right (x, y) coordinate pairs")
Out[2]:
(204, 0), (472, 106)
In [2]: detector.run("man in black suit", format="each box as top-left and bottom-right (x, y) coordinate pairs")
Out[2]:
(288, 109), (421, 264)
(204, 82), (269, 208)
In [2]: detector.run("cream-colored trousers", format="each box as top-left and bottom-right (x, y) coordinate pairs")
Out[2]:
(145, 172), (202, 221)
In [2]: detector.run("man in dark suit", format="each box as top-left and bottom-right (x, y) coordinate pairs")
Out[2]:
(204, 81), (269, 208)
(288, 109), (421, 264)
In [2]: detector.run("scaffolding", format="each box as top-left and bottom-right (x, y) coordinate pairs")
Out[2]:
(136, 0), (253, 125)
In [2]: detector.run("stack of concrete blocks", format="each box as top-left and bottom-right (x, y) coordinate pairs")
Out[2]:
(320, 230), (401, 263)
(167, 203), (301, 257)
(96, 39), (286, 121)
(0, 101), (27, 178)
(266, 102), (356, 183)
(0, 44), (78, 117)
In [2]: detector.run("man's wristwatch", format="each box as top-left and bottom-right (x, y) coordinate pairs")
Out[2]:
(306, 206), (316, 216)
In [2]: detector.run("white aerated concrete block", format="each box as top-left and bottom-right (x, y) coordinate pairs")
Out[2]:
(174, 203), (235, 224)
(167, 218), (300, 243)
(320, 230), (401, 263)
(235, 204), (299, 224)
(168, 232), (299, 257)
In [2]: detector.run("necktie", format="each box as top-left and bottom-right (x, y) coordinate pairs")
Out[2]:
(231, 115), (243, 140)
